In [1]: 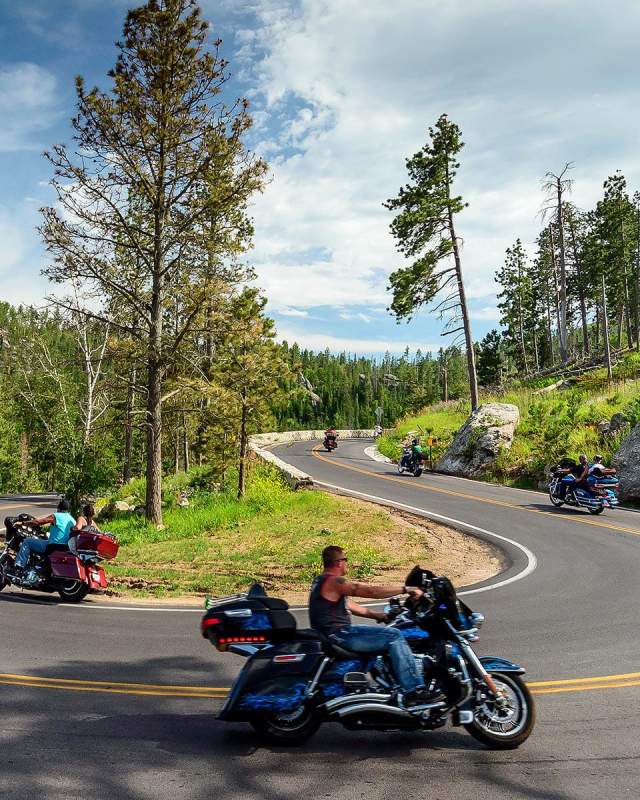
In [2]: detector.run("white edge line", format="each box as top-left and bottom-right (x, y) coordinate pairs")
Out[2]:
(312, 480), (538, 598)
(7, 474), (537, 612)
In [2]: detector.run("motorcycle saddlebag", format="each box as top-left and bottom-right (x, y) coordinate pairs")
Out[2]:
(219, 639), (325, 721)
(74, 531), (119, 560)
(201, 594), (297, 650)
(49, 552), (86, 581)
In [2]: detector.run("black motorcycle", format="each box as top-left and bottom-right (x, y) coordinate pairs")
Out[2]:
(397, 447), (424, 477)
(201, 567), (535, 748)
(324, 433), (338, 452)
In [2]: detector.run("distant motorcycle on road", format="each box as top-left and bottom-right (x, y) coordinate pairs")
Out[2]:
(548, 460), (619, 515)
(397, 446), (425, 477)
(324, 431), (338, 452)
(0, 514), (118, 602)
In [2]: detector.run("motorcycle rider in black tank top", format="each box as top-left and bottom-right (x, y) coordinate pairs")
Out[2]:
(308, 545), (431, 706)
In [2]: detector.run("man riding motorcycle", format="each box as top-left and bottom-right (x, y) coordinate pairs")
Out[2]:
(309, 545), (432, 706)
(13, 498), (75, 578)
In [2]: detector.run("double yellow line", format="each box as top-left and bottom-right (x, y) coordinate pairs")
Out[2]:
(529, 671), (640, 695)
(0, 673), (227, 698)
(310, 445), (640, 537)
(2, 670), (640, 699)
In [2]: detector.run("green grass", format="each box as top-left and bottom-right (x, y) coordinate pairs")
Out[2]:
(103, 465), (432, 599)
(379, 353), (640, 489)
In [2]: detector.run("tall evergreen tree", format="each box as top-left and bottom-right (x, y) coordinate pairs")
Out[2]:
(384, 114), (479, 410)
(40, 0), (267, 523)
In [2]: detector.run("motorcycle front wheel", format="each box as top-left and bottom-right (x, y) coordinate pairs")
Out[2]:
(549, 491), (564, 507)
(397, 463), (405, 474)
(465, 673), (535, 750)
(58, 580), (90, 603)
(250, 705), (321, 746)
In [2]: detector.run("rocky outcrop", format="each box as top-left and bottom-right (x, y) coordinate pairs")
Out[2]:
(612, 423), (640, 500)
(597, 412), (631, 439)
(436, 403), (520, 477)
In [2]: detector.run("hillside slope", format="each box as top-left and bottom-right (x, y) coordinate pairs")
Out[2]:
(379, 353), (640, 489)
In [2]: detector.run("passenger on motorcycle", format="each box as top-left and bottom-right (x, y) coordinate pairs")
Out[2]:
(14, 499), (76, 574)
(72, 504), (100, 533)
(309, 545), (431, 706)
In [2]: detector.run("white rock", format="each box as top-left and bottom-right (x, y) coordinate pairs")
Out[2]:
(612, 423), (640, 500)
(436, 403), (520, 478)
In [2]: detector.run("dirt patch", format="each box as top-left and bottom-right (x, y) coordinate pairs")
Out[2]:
(99, 496), (505, 606)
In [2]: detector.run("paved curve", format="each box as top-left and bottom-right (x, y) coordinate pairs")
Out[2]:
(1, 450), (640, 800)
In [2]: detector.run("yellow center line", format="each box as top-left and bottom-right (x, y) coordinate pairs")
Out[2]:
(3, 670), (640, 698)
(528, 670), (640, 687)
(0, 678), (227, 698)
(0, 672), (227, 692)
(310, 445), (640, 537)
(531, 680), (640, 695)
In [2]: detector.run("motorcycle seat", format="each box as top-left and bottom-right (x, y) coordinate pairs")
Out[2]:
(45, 544), (69, 555)
(296, 628), (363, 659)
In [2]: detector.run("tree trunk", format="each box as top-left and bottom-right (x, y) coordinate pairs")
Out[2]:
(145, 352), (163, 524)
(549, 226), (563, 358)
(122, 367), (135, 484)
(182, 413), (190, 473)
(441, 362), (449, 402)
(568, 217), (590, 354)
(545, 287), (554, 365)
(555, 192), (569, 362)
(237, 400), (248, 499)
(532, 328), (540, 371)
(448, 214), (478, 410)
(602, 274), (613, 381)
(174, 426), (180, 474)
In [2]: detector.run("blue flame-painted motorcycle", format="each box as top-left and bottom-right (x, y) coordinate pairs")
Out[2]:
(549, 461), (619, 515)
(200, 568), (535, 749)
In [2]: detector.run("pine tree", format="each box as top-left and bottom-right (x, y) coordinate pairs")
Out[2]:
(40, 0), (267, 523)
(385, 114), (479, 410)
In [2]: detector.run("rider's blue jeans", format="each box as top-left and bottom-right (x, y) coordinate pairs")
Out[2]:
(330, 625), (424, 694)
(15, 537), (48, 569)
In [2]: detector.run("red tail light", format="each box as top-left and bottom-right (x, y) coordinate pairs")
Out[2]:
(200, 616), (222, 635)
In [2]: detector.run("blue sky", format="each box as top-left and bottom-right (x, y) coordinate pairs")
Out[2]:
(1, 1), (639, 356)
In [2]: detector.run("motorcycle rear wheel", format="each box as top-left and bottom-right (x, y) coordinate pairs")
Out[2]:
(0, 552), (12, 592)
(464, 673), (535, 750)
(250, 705), (321, 746)
(58, 580), (89, 603)
(413, 467), (423, 477)
(587, 504), (605, 515)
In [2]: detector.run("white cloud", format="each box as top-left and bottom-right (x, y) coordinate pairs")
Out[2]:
(0, 205), (49, 305)
(0, 63), (59, 151)
(278, 306), (309, 317)
(239, 0), (640, 322)
(277, 323), (438, 355)
(340, 311), (372, 323)
(470, 306), (500, 322)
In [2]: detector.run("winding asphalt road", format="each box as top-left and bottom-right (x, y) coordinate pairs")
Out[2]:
(2, 442), (640, 800)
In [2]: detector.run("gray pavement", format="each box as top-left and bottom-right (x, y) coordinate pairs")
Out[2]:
(1, 446), (639, 799)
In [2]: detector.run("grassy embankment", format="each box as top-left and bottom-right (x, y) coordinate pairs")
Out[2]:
(101, 465), (461, 599)
(378, 353), (640, 489)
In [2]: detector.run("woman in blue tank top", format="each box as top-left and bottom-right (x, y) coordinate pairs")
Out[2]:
(14, 498), (76, 571)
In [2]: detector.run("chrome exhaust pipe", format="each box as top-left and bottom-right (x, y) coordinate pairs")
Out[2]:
(333, 703), (413, 720)
(323, 693), (392, 712)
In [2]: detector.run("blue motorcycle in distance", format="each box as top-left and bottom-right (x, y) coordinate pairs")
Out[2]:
(549, 460), (619, 515)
